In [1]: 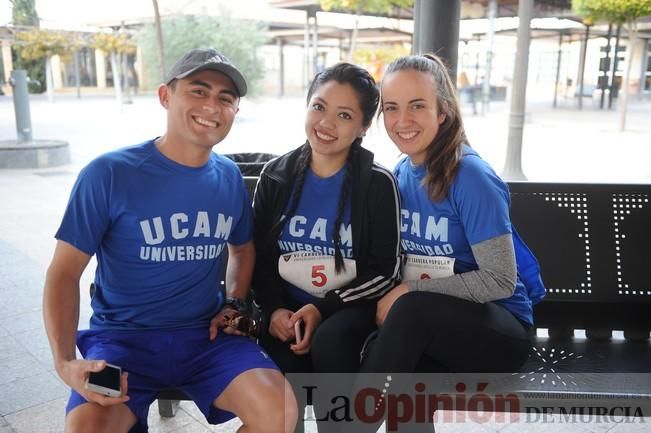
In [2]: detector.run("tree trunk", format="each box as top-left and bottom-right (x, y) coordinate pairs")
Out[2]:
(619, 21), (637, 131)
(152, 0), (166, 82)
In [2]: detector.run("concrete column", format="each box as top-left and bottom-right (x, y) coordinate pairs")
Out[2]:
(412, 0), (421, 54)
(628, 37), (648, 96)
(502, 0), (533, 181)
(277, 38), (285, 97)
(553, 32), (563, 108)
(135, 44), (145, 87)
(51, 55), (63, 89)
(414, 0), (461, 81)
(2, 40), (13, 95)
(95, 49), (107, 89)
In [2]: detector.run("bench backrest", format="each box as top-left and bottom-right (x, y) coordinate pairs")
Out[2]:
(243, 173), (650, 334)
(508, 182), (650, 333)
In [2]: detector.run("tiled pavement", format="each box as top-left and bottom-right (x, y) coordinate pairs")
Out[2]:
(1, 93), (650, 432)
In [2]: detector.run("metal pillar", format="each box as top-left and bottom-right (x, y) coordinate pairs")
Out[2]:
(609, 24), (621, 110)
(10, 70), (33, 143)
(577, 24), (590, 110)
(277, 39), (285, 97)
(122, 51), (133, 104)
(481, 0), (497, 114)
(502, 0), (533, 181)
(311, 8), (319, 74)
(304, 10), (311, 89)
(95, 49), (107, 89)
(600, 23), (613, 109)
(553, 32), (563, 108)
(472, 36), (480, 115)
(74, 50), (81, 99)
(414, 0), (461, 82)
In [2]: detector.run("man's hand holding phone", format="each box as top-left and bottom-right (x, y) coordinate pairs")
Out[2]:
(58, 359), (129, 406)
(85, 362), (123, 397)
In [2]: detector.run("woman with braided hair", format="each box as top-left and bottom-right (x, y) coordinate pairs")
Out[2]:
(252, 63), (401, 431)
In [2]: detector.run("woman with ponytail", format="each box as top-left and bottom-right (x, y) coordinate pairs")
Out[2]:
(363, 54), (539, 377)
(252, 63), (401, 384)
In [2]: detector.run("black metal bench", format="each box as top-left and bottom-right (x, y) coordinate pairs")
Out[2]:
(156, 181), (651, 419)
(499, 182), (650, 416)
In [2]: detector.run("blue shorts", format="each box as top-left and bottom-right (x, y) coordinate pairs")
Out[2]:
(66, 327), (278, 433)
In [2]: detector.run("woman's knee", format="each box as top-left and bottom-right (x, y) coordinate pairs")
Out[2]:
(384, 291), (430, 325)
(385, 291), (459, 326)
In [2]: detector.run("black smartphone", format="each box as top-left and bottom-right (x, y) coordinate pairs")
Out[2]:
(85, 363), (122, 397)
(294, 320), (304, 344)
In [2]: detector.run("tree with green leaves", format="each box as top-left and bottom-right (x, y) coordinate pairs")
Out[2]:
(573, 0), (651, 130)
(353, 44), (409, 80)
(320, 0), (413, 61)
(137, 15), (267, 92)
(10, 0), (44, 93)
(15, 29), (78, 101)
(11, 0), (39, 26)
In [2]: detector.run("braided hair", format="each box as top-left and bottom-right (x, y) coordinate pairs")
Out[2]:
(270, 63), (379, 274)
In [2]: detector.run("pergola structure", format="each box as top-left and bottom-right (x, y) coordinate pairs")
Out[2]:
(270, 0), (574, 79)
(269, 0), (650, 180)
(268, 0), (574, 179)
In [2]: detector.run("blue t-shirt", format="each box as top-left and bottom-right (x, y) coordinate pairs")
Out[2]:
(56, 139), (253, 330)
(394, 146), (533, 324)
(278, 167), (352, 305)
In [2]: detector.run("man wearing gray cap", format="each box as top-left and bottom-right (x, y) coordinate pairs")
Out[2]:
(43, 48), (297, 433)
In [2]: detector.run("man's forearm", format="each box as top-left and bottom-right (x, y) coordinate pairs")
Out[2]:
(43, 270), (81, 370)
(225, 241), (255, 301)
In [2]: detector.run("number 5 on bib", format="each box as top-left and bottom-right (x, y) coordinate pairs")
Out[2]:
(279, 252), (357, 297)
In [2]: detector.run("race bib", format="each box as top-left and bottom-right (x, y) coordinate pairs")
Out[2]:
(278, 252), (357, 298)
(402, 254), (454, 281)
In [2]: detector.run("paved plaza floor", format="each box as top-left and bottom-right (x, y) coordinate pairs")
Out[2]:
(0, 90), (650, 432)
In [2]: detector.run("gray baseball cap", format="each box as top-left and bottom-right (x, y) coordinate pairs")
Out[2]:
(165, 48), (247, 97)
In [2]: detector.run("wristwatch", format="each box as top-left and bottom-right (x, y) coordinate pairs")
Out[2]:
(223, 297), (247, 312)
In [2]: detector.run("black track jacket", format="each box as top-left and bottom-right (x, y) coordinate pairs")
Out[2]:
(252, 144), (401, 320)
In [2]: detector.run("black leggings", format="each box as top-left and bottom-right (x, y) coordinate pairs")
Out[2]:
(341, 292), (532, 433)
(361, 291), (531, 373)
(260, 302), (376, 433)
